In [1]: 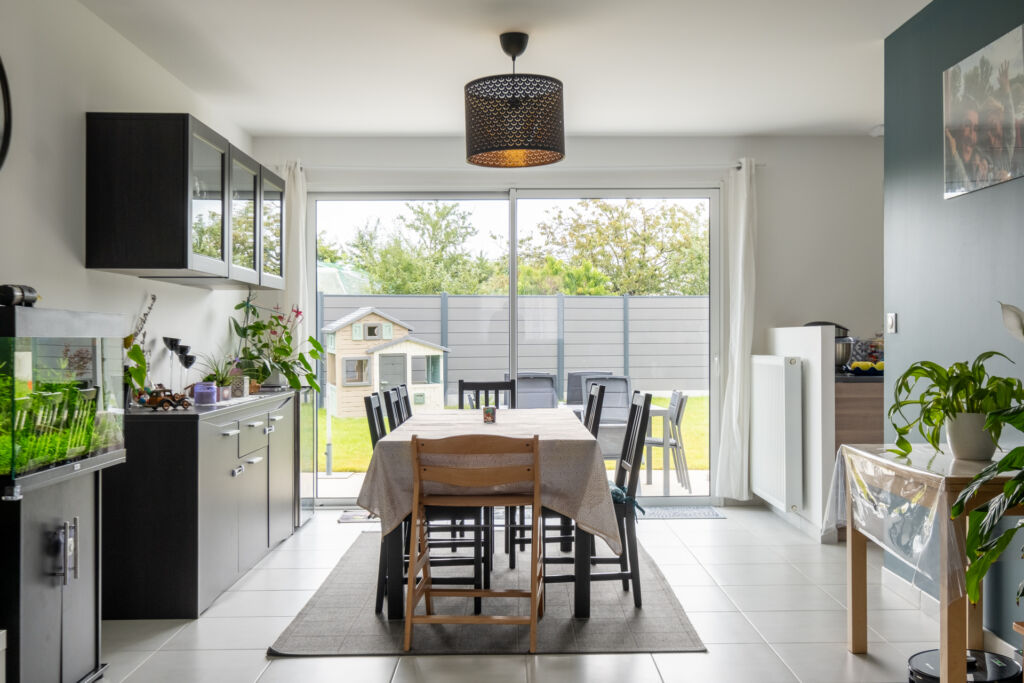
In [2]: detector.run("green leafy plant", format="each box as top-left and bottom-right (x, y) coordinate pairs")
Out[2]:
(887, 351), (1024, 456)
(232, 293), (323, 392)
(123, 294), (156, 395)
(953, 304), (1024, 603)
(199, 352), (236, 387)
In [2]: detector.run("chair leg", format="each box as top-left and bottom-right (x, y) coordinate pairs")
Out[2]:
(625, 509), (642, 607)
(508, 506), (517, 570)
(484, 507), (493, 589)
(404, 507), (423, 651)
(375, 539), (387, 614)
(474, 510), (483, 614)
(616, 511), (630, 590)
(559, 514), (572, 552)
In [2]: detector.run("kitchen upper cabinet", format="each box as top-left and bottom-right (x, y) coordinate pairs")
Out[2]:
(260, 168), (285, 289)
(86, 113), (284, 289)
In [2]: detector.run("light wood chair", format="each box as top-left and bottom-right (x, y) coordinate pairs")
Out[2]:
(404, 433), (544, 653)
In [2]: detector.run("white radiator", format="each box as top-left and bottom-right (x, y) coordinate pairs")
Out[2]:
(750, 355), (803, 512)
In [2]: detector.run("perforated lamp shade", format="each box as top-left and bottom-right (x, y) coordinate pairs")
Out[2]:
(464, 73), (564, 168)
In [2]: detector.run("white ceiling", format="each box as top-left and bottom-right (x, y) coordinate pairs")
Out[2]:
(80, 0), (929, 138)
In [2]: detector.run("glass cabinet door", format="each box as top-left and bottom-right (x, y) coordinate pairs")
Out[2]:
(189, 123), (229, 277)
(260, 169), (285, 289)
(228, 147), (259, 284)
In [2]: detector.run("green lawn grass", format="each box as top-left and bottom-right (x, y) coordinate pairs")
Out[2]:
(311, 396), (710, 473)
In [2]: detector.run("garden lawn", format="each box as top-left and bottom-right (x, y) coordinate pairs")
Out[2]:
(314, 395), (710, 473)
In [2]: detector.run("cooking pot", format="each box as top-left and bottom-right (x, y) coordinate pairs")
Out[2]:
(803, 321), (853, 368)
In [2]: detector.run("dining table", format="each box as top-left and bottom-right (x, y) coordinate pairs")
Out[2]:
(357, 407), (622, 620)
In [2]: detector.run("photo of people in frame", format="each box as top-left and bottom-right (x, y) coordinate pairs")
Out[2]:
(943, 25), (1024, 199)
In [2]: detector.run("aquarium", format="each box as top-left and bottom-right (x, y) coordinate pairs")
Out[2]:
(0, 306), (126, 481)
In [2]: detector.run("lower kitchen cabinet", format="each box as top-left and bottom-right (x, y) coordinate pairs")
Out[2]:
(103, 392), (296, 619)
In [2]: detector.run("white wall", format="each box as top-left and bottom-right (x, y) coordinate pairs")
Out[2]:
(254, 134), (885, 346)
(0, 0), (259, 384)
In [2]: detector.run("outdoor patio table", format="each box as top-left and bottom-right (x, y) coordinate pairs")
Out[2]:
(357, 408), (622, 620)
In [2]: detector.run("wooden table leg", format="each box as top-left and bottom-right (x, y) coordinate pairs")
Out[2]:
(846, 487), (868, 653)
(574, 527), (592, 618)
(385, 521), (405, 620)
(940, 511), (967, 681)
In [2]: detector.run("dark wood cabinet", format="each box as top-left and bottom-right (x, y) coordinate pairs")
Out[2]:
(1, 468), (114, 683)
(103, 393), (297, 619)
(834, 379), (884, 453)
(86, 113), (284, 290)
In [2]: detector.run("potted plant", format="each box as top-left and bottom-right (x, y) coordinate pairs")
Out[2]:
(952, 303), (1024, 604)
(199, 353), (236, 401)
(123, 294), (156, 407)
(888, 350), (1024, 460)
(233, 293), (323, 393)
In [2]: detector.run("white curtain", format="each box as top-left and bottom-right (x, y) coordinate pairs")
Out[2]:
(283, 161), (311, 344)
(715, 158), (757, 501)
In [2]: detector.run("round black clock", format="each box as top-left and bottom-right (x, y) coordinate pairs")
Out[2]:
(0, 56), (10, 170)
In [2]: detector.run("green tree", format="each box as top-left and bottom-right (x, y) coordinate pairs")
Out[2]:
(317, 230), (345, 263)
(513, 255), (610, 295)
(527, 199), (709, 295)
(342, 202), (500, 295)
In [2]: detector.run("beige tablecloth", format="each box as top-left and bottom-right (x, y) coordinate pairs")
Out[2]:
(356, 408), (622, 555)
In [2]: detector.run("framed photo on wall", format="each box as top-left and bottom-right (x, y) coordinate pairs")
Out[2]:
(943, 25), (1024, 199)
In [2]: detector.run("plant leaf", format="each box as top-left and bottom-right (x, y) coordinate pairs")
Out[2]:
(1001, 302), (1024, 344)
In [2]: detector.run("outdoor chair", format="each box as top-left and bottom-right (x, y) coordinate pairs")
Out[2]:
(515, 373), (558, 409)
(585, 375), (631, 460)
(644, 390), (690, 492)
(566, 370), (612, 405)
(404, 433), (544, 653)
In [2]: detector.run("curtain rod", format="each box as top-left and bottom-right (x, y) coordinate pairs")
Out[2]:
(298, 161), (764, 172)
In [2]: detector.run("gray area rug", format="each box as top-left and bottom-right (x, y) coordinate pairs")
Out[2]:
(640, 506), (725, 520)
(269, 530), (705, 656)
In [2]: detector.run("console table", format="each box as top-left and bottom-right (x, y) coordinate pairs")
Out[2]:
(835, 444), (1024, 683)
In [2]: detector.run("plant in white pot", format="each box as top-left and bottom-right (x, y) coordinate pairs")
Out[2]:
(888, 351), (1024, 460)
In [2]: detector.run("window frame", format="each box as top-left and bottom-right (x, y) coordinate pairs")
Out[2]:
(341, 356), (372, 387)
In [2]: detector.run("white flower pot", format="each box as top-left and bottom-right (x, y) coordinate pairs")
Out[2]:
(945, 412), (997, 461)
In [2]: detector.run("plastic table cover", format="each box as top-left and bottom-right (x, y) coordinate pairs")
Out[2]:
(822, 444), (968, 601)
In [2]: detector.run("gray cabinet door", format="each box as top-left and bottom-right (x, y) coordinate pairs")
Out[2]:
(268, 398), (295, 546)
(237, 447), (269, 572)
(378, 353), (407, 393)
(61, 476), (98, 683)
(19, 484), (65, 683)
(198, 419), (240, 612)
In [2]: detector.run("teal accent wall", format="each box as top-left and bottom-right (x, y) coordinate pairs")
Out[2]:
(884, 0), (1024, 644)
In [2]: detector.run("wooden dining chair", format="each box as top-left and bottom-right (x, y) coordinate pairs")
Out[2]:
(384, 388), (406, 431)
(541, 391), (651, 606)
(457, 379), (516, 409)
(404, 433), (544, 653)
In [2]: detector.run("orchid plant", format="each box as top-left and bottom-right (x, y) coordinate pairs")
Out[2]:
(951, 302), (1024, 603)
(232, 292), (323, 391)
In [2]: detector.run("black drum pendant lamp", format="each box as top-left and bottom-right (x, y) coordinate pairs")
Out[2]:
(465, 32), (564, 168)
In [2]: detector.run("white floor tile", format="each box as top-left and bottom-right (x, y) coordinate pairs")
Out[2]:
(670, 585), (738, 612)
(819, 584), (918, 611)
(102, 619), (189, 651)
(527, 653), (662, 683)
(392, 654), (528, 683)
(722, 584), (843, 612)
(684, 612), (764, 644)
(653, 644), (798, 682)
(123, 649), (271, 683)
(791, 562), (882, 586)
(772, 641), (911, 683)
(658, 563), (717, 586)
(161, 616), (293, 650)
(688, 545), (789, 565)
(230, 567), (332, 591)
(204, 590), (316, 618)
(863, 609), (939, 642)
(99, 650), (153, 683)
(703, 563), (812, 586)
(672, 529), (773, 547)
(257, 549), (345, 569)
(883, 640), (940, 661)
(743, 610), (886, 644)
(258, 655), (398, 682)
(772, 543), (850, 564)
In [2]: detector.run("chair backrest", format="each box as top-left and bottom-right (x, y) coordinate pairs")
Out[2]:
(668, 391), (687, 431)
(515, 374), (558, 409)
(567, 370), (612, 405)
(410, 433), (540, 507)
(364, 393), (387, 447)
(582, 383), (605, 437)
(457, 379), (516, 409)
(397, 384), (413, 420)
(613, 391), (653, 499)
(384, 388), (405, 431)
(586, 375), (631, 423)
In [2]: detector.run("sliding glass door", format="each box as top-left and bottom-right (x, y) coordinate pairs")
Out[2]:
(311, 189), (719, 502)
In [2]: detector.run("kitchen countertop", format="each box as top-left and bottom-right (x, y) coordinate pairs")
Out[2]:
(835, 373), (883, 383)
(127, 389), (295, 419)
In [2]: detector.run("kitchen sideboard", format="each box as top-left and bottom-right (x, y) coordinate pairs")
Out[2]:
(102, 392), (297, 618)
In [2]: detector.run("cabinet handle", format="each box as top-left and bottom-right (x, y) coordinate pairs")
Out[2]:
(247, 421), (264, 428)
(71, 516), (80, 580)
(264, 425), (275, 435)
(61, 521), (71, 586)
(246, 456), (264, 465)
(221, 429), (240, 437)
(231, 465), (245, 477)
(269, 415), (284, 422)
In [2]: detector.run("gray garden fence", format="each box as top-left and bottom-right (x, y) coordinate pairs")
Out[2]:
(318, 293), (709, 404)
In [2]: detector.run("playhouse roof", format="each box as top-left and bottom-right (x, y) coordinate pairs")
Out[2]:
(366, 335), (450, 355)
(322, 307), (413, 334)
